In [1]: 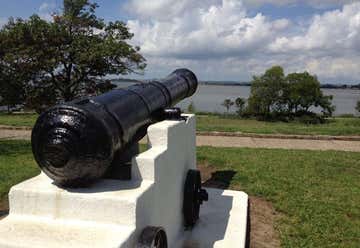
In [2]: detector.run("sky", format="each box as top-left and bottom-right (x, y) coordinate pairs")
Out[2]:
(0, 0), (360, 84)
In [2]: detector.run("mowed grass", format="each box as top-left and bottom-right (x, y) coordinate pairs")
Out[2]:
(197, 115), (360, 136)
(0, 140), (39, 207)
(0, 113), (37, 127)
(1, 113), (360, 136)
(197, 146), (360, 247)
(0, 140), (359, 247)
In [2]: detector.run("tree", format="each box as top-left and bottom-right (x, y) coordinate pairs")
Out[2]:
(0, 77), (26, 113)
(235, 97), (245, 116)
(247, 66), (335, 120)
(248, 66), (286, 116)
(222, 99), (234, 113)
(286, 72), (320, 112)
(356, 100), (360, 115)
(0, 0), (146, 112)
(286, 72), (335, 116)
(318, 95), (335, 117)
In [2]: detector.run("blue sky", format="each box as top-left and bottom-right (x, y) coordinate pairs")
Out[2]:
(0, 0), (359, 83)
(0, 0), (129, 22)
(0, 1), (340, 25)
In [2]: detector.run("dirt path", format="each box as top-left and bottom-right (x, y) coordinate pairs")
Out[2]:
(1, 129), (360, 152)
(0, 129), (30, 140)
(196, 135), (360, 152)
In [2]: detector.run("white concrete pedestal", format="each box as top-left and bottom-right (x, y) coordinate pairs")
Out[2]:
(0, 115), (248, 247)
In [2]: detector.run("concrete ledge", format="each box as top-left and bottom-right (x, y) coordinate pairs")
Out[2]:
(0, 215), (135, 248)
(180, 188), (248, 248)
(8, 173), (154, 226)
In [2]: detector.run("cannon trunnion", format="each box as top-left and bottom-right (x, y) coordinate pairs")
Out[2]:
(31, 69), (198, 187)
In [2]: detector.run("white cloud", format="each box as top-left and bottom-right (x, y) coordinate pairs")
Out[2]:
(125, 0), (221, 21)
(243, 0), (357, 9)
(126, 0), (360, 83)
(38, 2), (56, 21)
(127, 0), (289, 60)
(305, 56), (360, 82)
(269, 3), (360, 52)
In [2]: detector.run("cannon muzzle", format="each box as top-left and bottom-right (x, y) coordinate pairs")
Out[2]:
(31, 68), (197, 187)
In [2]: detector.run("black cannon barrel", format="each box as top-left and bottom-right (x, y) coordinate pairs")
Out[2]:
(31, 68), (198, 187)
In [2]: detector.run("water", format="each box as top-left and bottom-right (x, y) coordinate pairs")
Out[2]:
(1, 83), (357, 115)
(115, 83), (360, 116)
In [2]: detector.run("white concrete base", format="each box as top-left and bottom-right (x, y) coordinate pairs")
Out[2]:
(0, 114), (248, 247)
(180, 188), (248, 248)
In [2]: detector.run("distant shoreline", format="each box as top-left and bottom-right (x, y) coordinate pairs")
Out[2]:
(198, 82), (360, 89)
(113, 78), (360, 89)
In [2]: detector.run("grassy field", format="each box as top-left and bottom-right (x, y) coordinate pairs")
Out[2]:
(0, 140), (39, 208)
(198, 147), (360, 247)
(0, 113), (359, 136)
(0, 140), (359, 247)
(0, 113), (37, 127)
(197, 115), (360, 136)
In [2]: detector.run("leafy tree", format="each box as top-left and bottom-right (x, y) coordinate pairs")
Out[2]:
(355, 100), (360, 115)
(0, 0), (146, 112)
(317, 95), (335, 117)
(286, 72), (335, 116)
(248, 66), (286, 116)
(25, 83), (61, 113)
(286, 72), (320, 112)
(247, 66), (335, 120)
(235, 97), (246, 116)
(0, 26), (30, 112)
(222, 99), (234, 113)
(0, 77), (26, 113)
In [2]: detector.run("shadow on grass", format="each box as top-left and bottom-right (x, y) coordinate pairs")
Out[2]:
(0, 200), (9, 219)
(0, 209), (8, 219)
(202, 170), (236, 189)
(0, 140), (31, 156)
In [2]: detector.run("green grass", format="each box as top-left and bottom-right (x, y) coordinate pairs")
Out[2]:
(0, 113), (37, 127)
(0, 140), (359, 247)
(1, 113), (359, 136)
(197, 115), (360, 136)
(197, 146), (360, 248)
(0, 140), (40, 207)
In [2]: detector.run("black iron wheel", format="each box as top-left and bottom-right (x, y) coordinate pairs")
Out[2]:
(183, 169), (208, 228)
(137, 226), (168, 248)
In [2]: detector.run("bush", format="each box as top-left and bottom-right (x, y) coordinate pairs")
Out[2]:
(294, 113), (326, 124)
(187, 101), (196, 113)
(338, 114), (355, 118)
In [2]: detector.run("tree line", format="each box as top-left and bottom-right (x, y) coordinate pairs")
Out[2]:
(222, 66), (337, 123)
(0, 0), (145, 113)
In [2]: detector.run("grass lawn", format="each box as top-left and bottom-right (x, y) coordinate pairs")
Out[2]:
(0, 140), (39, 208)
(1, 113), (360, 136)
(0, 140), (359, 247)
(197, 115), (360, 136)
(0, 113), (38, 127)
(198, 147), (360, 247)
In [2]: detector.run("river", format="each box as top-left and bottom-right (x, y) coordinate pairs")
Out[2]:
(116, 83), (360, 116)
(0, 83), (357, 115)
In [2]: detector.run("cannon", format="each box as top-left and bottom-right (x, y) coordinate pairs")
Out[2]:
(31, 68), (198, 187)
